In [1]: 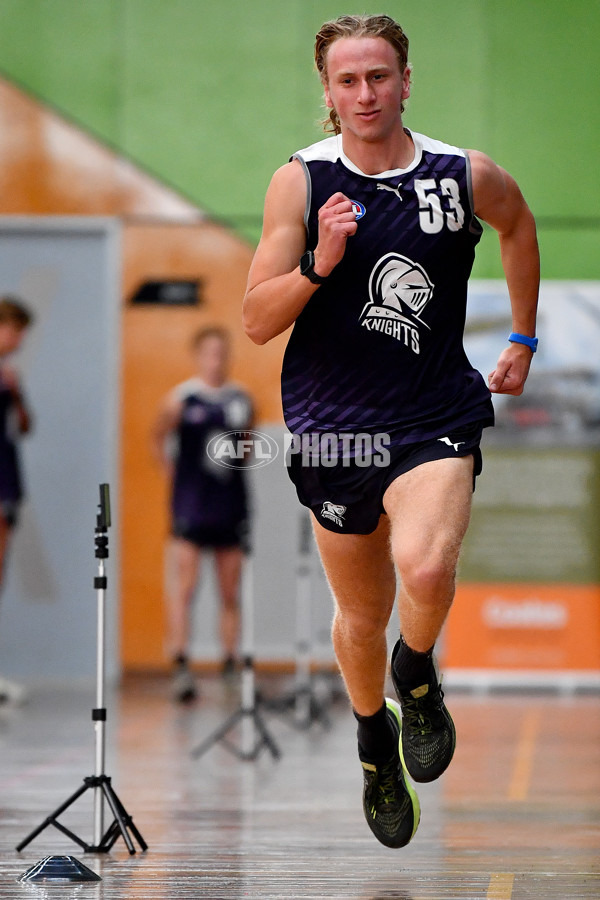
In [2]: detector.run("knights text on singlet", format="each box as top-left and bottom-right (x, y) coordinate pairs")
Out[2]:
(281, 130), (494, 445)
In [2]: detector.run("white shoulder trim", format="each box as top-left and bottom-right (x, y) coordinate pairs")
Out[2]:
(414, 131), (466, 159)
(170, 377), (204, 402)
(292, 135), (342, 164)
(170, 378), (252, 404)
(292, 131), (465, 180)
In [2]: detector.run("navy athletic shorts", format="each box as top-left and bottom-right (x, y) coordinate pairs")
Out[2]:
(0, 499), (19, 528)
(286, 422), (485, 535)
(172, 519), (249, 551)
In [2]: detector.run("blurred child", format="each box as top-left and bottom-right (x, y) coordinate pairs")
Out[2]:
(153, 327), (253, 702)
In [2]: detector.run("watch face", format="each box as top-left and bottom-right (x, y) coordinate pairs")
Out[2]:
(300, 250), (326, 284)
(300, 251), (313, 276)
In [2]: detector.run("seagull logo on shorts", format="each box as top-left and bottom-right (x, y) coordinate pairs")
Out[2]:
(359, 253), (434, 355)
(321, 501), (347, 528)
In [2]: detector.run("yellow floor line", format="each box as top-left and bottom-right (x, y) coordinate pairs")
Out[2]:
(508, 708), (541, 801)
(487, 872), (515, 899)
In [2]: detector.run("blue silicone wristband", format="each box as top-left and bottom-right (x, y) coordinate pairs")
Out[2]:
(508, 332), (538, 352)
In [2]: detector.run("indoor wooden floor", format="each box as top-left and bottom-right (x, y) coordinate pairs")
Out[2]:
(0, 673), (598, 899)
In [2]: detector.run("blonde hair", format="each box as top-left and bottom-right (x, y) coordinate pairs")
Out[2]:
(314, 14), (410, 134)
(191, 325), (229, 351)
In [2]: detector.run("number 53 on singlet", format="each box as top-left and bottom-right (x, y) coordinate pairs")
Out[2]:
(414, 178), (465, 234)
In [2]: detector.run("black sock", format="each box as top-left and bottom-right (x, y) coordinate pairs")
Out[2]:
(354, 702), (396, 762)
(392, 635), (434, 689)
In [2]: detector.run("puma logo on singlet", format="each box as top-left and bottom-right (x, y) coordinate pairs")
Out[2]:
(321, 501), (347, 528)
(377, 182), (403, 201)
(438, 436), (466, 453)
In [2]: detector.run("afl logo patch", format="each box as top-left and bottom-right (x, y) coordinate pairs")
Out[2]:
(351, 200), (366, 220)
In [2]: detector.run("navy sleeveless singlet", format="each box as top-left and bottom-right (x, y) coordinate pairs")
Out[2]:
(282, 130), (494, 445)
(170, 379), (253, 533)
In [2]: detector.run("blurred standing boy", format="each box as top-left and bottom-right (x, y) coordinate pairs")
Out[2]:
(153, 327), (253, 702)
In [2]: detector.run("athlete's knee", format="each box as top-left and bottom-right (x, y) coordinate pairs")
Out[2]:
(333, 602), (391, 645)
(397, 554), (457, 606)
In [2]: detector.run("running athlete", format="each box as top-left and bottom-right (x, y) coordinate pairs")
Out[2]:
(153, 327), (253, 702)
(0, 296), (33, 704)
(243, 15), (539, 848)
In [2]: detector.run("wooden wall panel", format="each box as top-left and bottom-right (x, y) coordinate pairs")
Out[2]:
(121, 224), (286, 668)
(0, 79), (202, 219)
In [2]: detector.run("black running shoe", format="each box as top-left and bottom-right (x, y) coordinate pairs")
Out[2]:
(359, 698), (420, 848)
(172, 665), (198, 704)
(391, 642), (456, 783)
(221, 656), (237, 679)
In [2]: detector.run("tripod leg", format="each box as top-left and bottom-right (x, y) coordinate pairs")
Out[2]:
(252, 708), (282, 760)
(94, 818), (121, 853)
(96, 781), (136, 855)
(103, 782), (148, 852)
(190, 707), (245, 759)
(16, 781), (90, 852)
(51, 818), (91, 851)
(190, 555), (283, 763)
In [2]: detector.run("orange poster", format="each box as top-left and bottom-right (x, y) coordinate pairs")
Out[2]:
(444, 583), (600, 673)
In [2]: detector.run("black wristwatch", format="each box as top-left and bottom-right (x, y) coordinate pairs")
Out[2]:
(300, 250), (327, 285)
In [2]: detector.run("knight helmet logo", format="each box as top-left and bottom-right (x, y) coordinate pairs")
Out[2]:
(321, 501), (347, 528)
(363, 252), (433, 323)
(359, 253), (434, 352)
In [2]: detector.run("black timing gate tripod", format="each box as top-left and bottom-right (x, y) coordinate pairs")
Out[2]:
(16, 484), (147, 855)
(191, 554), (281, 762)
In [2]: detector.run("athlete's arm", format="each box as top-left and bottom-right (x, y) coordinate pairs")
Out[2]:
(1, 365), (32, 434)
(468, 149), (540, 396)
(151, 393), (182, 474)
(242, 159), (357, 345)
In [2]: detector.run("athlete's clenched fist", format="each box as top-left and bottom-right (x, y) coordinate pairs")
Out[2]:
(313, 192), (359, 277)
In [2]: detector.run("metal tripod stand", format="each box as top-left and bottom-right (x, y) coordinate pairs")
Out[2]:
(191, 554), (280, 762)
(16, 484), (147, 855)
(262, 511), (336, 730)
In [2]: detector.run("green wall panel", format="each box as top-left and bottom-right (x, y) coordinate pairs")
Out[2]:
(0, 0), (598, 270)
(488, 0), (600, 219)
(118, 1), (311, 222)
(0, 0), (122, 139)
